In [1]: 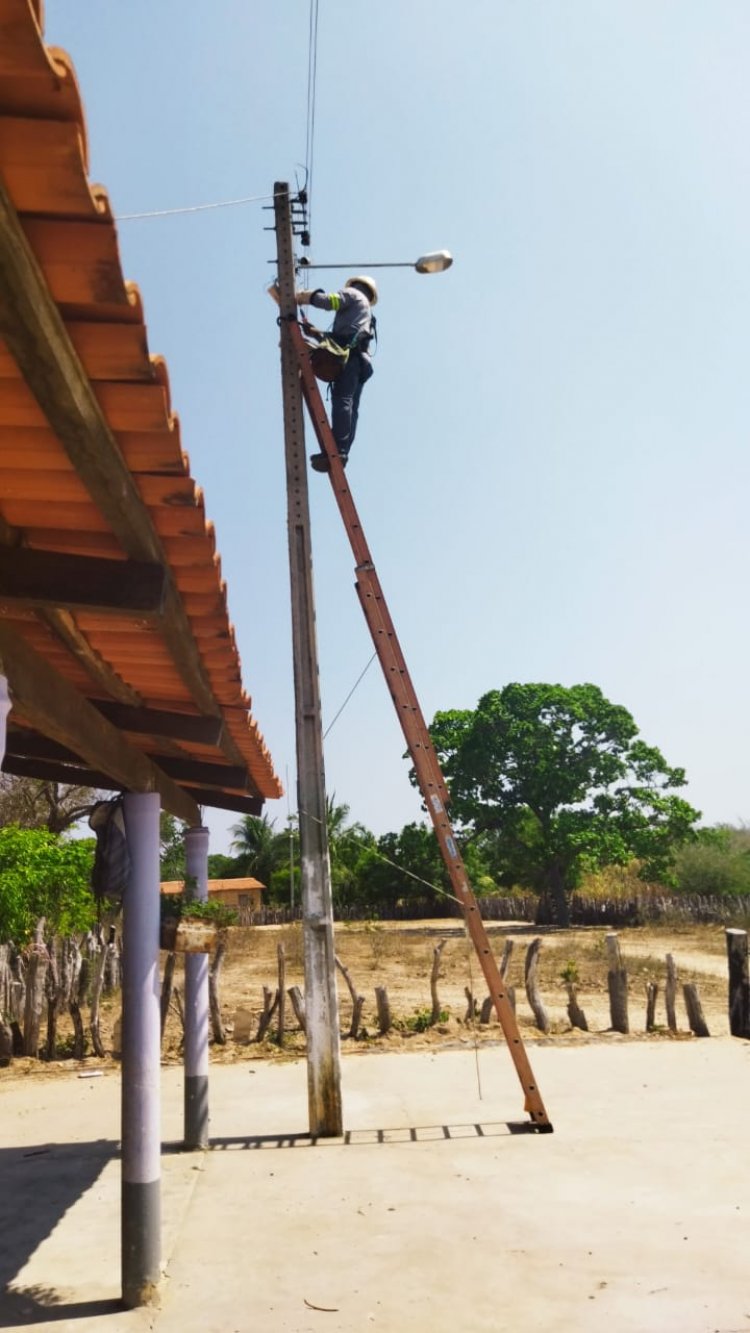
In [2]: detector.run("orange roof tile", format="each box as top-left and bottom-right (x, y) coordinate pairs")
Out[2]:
(0, 0), (282, 817)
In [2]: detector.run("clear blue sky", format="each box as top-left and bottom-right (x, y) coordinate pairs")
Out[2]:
(46, 3), (750, 852)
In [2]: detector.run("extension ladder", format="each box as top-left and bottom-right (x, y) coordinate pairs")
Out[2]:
(289, 320), (553, 1132)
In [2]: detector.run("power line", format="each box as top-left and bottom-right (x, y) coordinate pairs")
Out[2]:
(304, 0), (321, 243)
(115, 190), (278, 222)
(323, 653), (377, 740)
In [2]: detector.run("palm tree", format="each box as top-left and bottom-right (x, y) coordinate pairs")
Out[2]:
(325, 795), (351, 853)
(230, 814), (281, 888)
(324, 795), (374, 907)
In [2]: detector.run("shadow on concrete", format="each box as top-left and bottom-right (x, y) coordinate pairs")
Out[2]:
(206, 1121), (534, 1152)
(0, 1139), (117, 1327)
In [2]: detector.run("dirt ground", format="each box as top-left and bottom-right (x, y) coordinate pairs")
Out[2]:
(1, 918), (733, 1082)
(147, 917), (732, 1062)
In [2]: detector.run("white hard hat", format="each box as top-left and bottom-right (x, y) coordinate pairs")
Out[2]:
(345, 274), (378, 305)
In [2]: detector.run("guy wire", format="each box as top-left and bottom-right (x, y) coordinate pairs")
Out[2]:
(323, 652), (377, 739)
(115, 190), (277, 221)
(305, 0), (321, 241)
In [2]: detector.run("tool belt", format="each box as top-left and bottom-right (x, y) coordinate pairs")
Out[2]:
(300, 320), (350, 382)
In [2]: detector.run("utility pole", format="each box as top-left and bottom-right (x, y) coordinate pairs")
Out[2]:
(273, 181), (343, 1136)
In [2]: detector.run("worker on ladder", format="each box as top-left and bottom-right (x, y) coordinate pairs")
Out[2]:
(295, 275), (377, 471)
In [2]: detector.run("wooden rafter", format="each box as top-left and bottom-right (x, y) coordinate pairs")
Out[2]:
(2, 753), (118, 792)
(0, 547), (168, 614)
(6, 727), (247, 793)
(0, 619), (199, 824)
(178, 787), (263, 817)
(92, 701), (224, 746)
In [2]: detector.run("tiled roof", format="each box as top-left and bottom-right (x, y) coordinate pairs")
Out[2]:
(160, 879), (265, 895)
(0, 0), (282, 818)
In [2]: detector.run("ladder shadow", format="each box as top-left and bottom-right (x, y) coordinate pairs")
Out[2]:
(207, 1120), (538, 1151)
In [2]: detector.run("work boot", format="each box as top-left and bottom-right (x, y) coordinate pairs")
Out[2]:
(310, 453), (330, 472)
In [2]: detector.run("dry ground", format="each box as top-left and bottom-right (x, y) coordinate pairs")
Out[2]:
(160, 917), (731, 1062)
(1, 919), (733, 1082)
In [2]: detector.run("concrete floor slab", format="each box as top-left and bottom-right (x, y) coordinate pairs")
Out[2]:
(1, 1039), (749, 1332)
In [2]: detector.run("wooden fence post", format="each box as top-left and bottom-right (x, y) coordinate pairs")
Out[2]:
(335, 955), (365, 1039)
(23, 919), (48, 1057)
(375, 986), (391, 1034)
(288, 985), (307, 1033)
(524, 938), (550, 1034)
(683, 983), (710, 1037)
(645, 982), (659, 1032)
(665, 954), (678, 1032)
(277, 943), (286, 1044)
(725, 928), (750, 1038)
(566, 983), (588, 1031)
(606, 933), (629, 1034)
(208, 934), (227, 1044)
(256, 986), (279, 1041)
(430, 940), (446, 1024)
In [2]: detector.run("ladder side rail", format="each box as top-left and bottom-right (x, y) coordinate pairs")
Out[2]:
(290, 321), (552, 1130)
(354, 573), (450, 808)
(292, 326), (449, 802)
(355, 568), (552, 1129)
(294, 327), (372, 568)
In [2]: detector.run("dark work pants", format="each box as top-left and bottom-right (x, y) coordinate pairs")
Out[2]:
(331, 351), (373, 456)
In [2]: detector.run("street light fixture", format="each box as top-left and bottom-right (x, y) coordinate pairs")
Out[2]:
(297, 249), (453, 274)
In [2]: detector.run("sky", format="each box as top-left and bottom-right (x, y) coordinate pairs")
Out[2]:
(44, 2), (750, 853)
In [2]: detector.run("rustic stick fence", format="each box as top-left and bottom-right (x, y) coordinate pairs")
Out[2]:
(236, 893), (750, 928)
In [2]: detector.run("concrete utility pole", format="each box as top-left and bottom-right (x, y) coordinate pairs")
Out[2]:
(273, 181), (343, 1136)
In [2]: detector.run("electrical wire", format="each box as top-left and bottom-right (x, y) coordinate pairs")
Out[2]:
(296, 812), (464, 909)
(323, 652), (377, 740)
(294, 807), (485, 1097)
(114, 190), (279, 222)
(304, 0), (321, 244)
(114, 8), (320, 230)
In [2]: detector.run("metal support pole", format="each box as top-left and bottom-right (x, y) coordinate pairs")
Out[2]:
(274, 180), (343, 1136)
(184, 825), (210, 1149)
(0, 673), (10, 765)
(121, 791), (162, 1307)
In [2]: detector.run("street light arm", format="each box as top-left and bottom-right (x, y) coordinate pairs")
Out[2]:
(297, 250), (453, 274)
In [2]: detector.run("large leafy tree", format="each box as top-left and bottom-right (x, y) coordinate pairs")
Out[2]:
(428, 683), (700, 925)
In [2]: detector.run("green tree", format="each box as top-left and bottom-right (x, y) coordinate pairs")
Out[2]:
(230, 814), (284, 889)
(672, 824), (750, 896)
(353, 823), (453, 915)
(324, 796), (374, 909)
(0, 825), (96, 945)
(207, 852), (242, 879)
(159, 812), (188, 881)
(428, 683), (700, 925)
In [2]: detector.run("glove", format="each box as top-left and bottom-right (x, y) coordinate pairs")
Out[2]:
(295, 289), (316, 305)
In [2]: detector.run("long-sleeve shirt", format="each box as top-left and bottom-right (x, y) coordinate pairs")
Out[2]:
(309, 287), (373, 352)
